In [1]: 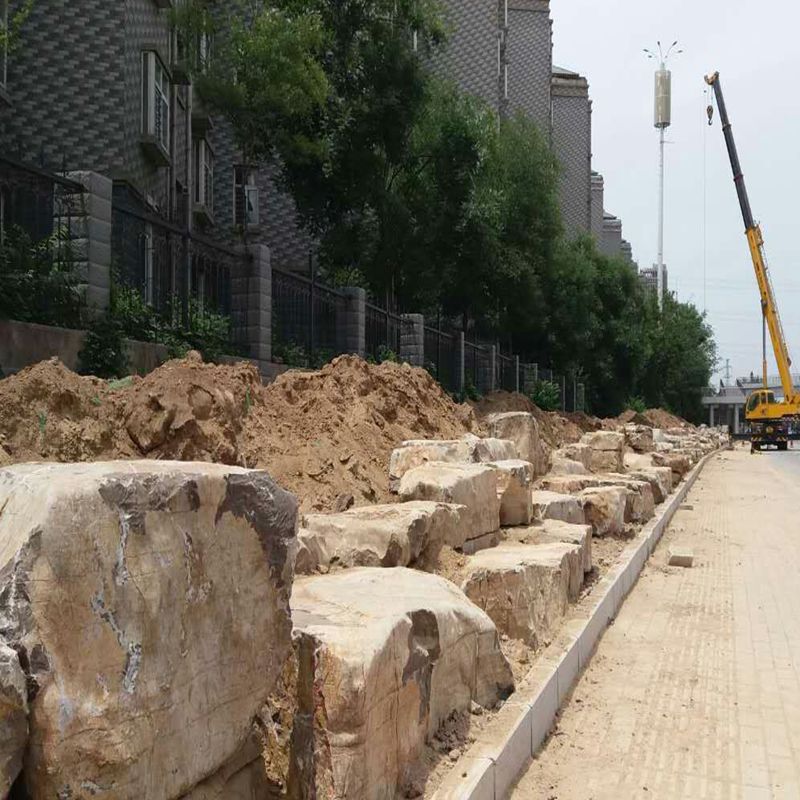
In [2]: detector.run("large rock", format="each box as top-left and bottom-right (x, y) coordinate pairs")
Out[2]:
(0, 642), (27, 796)
(627, 467), (673, 504)
(580, 486), (628, 537)
(531, 490), (585, 525)
(538, 474), (599, 495)
(549, 455), (590, 475)
(290, 568), (514, 799)
(506, 520), (592, 576)
(461, 542), (584, 647)
(555, 443), (593, 471)
(624, 424), (654, 453)
(652, 451), (692, 480)
(388, 436), (516, 490)
(490, 459), (534, 527)
(295, 501), (464, 573)
(398, 463), (500, 547)
(485, 412), (550, 477)
(580, 431), (625, 474)
(0, 461), (297, 800)
(592, 476), (655, 523)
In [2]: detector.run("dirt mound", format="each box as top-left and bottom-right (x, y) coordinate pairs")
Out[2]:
(471, 391), (537, 416)
(0, 358), (115, 463)
(563, 411), (603, 434)
(642, 408), (689, 429)
(244, 355), (479, 510)
(0, 354), (479, 512)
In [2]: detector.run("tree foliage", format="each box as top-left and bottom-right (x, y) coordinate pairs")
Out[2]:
(175, 0), (717, 420)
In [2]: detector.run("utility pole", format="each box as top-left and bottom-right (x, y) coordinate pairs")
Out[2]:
(645, 41), (682, 311)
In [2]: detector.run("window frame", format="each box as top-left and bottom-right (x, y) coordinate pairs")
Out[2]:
(233, 166), (260, 228)
(141, 50), (171, 164)
(193, 138), (215, 221)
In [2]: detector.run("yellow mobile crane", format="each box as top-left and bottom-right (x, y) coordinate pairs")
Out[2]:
(706, 71), (800, 451)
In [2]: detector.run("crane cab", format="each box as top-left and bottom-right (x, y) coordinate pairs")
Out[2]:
(746, 390), (789, 451)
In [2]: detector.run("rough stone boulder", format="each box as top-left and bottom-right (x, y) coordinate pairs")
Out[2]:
(485, 412), (551, 477)
(398, 463), (500, 547)
(555, 443), (593, 471)
(0, 461), (297, 800)
(0, 642), (28, 796)
(580, 486), (628, 537)
(652, 451), (692, 480)
(531, 490), (585, 525)
(388, 436), (516, 490)
(490, 459), (534, 527)
(580, 431), (625, 474)
(624, 424), (654, 453)
(592, 476), (655, 523)
(538, 474), (599, 495)
(627, 466), (673, 504)
(461, 542), (584, 647)
(549, 455), (590, 475)
(295, 501), (464, 573)
(506, 520), (592, 576)
(290, 568), (514, 799)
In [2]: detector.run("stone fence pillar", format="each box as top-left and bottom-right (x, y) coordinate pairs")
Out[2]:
(339, 287), (366, 358)
(400, 313), (425, 367)
(62, 171), (112, 315)
(232, 244), (272, 369)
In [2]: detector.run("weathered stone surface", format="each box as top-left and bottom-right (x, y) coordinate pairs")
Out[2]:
(549, 455), (590, 475)
(485, 412), (551, 477)
(398, 463), (500, 546)
(389, 436), (516, 489)
(0, 642), (27, 797)
(290, 568), (513, 799)
(624, 424), (654, 453)
(461, 542), (583, 647)
(580, 431), (625, 474)
(531, 490), (585, 525)
(652, 451), (692, 479)
(506, 520), (592, 576)
(580, 486), (628, 537)
(592, 476), (655, 523)
(0, 461), (297, 800)
(556, 443), (593, 471)
(538, 474), (599, 495)
(490, 459), (534, 527)
(295, 501), (465, 573)
(627, 467), (673, 504)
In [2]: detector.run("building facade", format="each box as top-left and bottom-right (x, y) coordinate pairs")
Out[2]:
(0, 0), (312, 274)
(551, 66), (592, 238)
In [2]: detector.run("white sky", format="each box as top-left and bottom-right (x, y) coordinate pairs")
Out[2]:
(551, 0), (800, 384)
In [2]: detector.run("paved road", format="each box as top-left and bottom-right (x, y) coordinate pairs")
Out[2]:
(510, 447), (800, 799)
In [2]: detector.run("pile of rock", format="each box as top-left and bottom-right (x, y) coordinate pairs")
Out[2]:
(0, 416), (726, 799)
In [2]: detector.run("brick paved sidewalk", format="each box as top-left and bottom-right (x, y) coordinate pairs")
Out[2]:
(510, 449), (800, 799)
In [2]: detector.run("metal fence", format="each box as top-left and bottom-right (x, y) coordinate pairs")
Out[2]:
(271, 267), (344, 364)
(424, 325), (458, 394)
(464, 340), (492, 395)
(497, 352), (517, 393)
(365, 301), (402, 362)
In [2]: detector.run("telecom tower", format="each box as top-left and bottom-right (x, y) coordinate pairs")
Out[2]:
(645, 41), (681, 311)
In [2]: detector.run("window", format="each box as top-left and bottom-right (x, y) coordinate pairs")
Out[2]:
(193, 139), (214, 216)
(233, 166), (259, 228)
(141, 51), (170, 159)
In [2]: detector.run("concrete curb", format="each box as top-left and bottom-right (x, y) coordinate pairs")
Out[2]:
(432, 448), (722, 800)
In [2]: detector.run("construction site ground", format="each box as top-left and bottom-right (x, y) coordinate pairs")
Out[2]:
(511, 445), (800, 799)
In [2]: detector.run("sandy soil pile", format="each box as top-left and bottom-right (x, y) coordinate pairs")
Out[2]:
(616, 407), (690, 429)
(0, 354), (478, 511)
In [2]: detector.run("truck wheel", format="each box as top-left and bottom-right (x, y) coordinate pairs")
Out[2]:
(779, 442), (789, 452)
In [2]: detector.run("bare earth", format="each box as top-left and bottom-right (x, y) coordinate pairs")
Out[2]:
(511, 447), (800, 799)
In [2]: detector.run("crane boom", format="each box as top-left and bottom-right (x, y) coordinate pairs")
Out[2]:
(705, 71), (797, 405)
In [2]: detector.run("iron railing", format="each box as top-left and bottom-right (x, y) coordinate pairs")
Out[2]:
(497, 352), (517, 393)
(464, 340), (492, 395)
(365, 301), (402, 362)
(424, 325), (458, 394)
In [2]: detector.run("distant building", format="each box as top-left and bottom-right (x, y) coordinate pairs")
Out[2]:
(639, 263), (668, 295)
(590, 171), (604, 242)
(551, 67), (592, 238)
(599, 213), (622, 258)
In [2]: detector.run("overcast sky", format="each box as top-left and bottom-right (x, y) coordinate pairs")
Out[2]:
(551, 0), (800, 384)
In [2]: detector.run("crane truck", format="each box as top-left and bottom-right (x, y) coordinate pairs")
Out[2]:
(706, 71), (799, 451)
